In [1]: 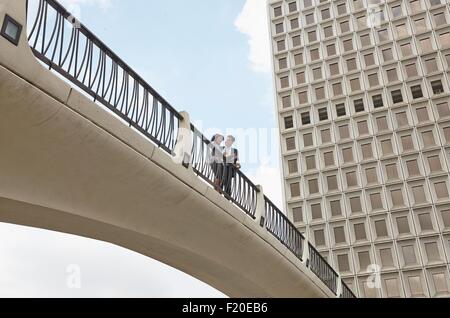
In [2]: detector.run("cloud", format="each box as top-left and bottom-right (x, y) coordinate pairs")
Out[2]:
(247, 160), (284, 208)
(234, 0), (271, 73)
(59, 0), (113, 10)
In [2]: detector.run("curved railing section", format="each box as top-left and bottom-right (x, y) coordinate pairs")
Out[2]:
(264, 197), (304, 261)
(24, 0), (356, 298)
(191, 125), (258, 218)
(308, 243), (339, 295)
(27, 0), (181, 154)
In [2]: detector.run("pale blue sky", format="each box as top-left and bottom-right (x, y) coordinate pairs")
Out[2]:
(0, 0), (283, 298)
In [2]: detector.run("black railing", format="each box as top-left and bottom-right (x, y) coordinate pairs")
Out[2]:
(191, 126), (258, 218)
(24, 0), (355, 298)
(341, 282), (357, 299)
(27, 0), (181, 154)
(308, 243), (339, 295)
(264, 197), (304, 261)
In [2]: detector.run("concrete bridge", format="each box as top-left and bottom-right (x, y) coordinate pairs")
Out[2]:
(0, 0), (355, 298)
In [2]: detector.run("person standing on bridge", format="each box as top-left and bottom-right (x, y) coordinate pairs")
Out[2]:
(221, 135), (241, 197)
(210, 134), (225, 192)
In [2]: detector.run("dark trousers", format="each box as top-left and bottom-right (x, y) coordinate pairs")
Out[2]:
(222, 164), (236, 196)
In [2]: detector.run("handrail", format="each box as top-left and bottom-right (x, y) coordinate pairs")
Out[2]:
(308, 243), (339, 295)
(341, 282), (357, 299)
(24, 0), (355, 298)
(27, 0), (181, 154)
(264, 196), (304, 261)
(191, 125), (258, 218)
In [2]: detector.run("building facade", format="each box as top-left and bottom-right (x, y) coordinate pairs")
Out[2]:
(268, 0), (450, 297)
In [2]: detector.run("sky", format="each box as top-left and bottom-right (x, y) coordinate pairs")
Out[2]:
(0, 0), (283, 297)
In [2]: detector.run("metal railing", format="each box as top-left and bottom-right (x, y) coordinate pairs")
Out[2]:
(341, 282), (357, 299)
(264, 197), (304, 261)
(308, 243), (339, 295)
(191, 126), (258, 218)
(24, 0), (356, 298)
(27, 0), (181, 154)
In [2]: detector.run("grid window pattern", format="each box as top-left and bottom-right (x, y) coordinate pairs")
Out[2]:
(270, 0), (450, 298)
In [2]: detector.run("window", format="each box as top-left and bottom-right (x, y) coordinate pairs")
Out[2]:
(365, 167), (378, 183)
(422, 131), (436, 147)
(306, 155), (316, 170)
(431, 80), (444, 94)
(373, 95), (384, 108)
(375, 219), (388, 238)
(293, 207), (302, 223)
(315, 87), (325, 100)
(418, 213), (433, 231)
(308, 30), (317, 43)
(304, 133), (313, 147)
(301, 112), (311, 125)
(439, 33), (450, 47)
(405, 63), (418, 77)
(428, 155), (442, 173)
(310, 48), (320, 61)
(382, 48), (394, 62)
(343, 39), (353, 52)
(401, 135), (414, 151)
(416, 107), (429, 122)
(392, 5), (402, 18)
(286, 137), (296, 151)
(361, 143), (373, 159)
(414, 18), (427, 33)
(298, 91), (308, 104)
(350, 78), (361, 91)
(437, 102), (450, 118)
(378, 29), (389, 42)
(425, 58), (438, 73)
(343, 148), (354, 162)
(420, 38), (433, 53)
(434, 13), (446, 26)
(329, 62), (340, 76)
(370, 193), (383, 210)
(327, 176), (338, 191)
(396, 24), (408, 38)
(282, 95), (291, 108)
(337, 3), (347, 15)
(381, 139), (394, 155)
(350, 196), (362, 214)
(292, 35), (301, 47)
(346, 58), (357, 71)
(288, 159), (298, 174)
(336, 104), (346, 117)
(386, 164), (399, 181)
(368, 73), (379, 87)
(289, 1), (297, 12)
(339, 125), (350, 139)
(313, 68), (322, 80)
(324, 151), (335, 166)
(407, 159), (420, 176)
(360, 34), (371, 47)
(280, 76), (290, 89)
(391, 189), (404, 207)
(337, 254), (350, 272)
(290, 182), (301, 197)
(334, 227), (346, 244)
(277, 40), (285, 52)
(357, 16), (367, 29)
(309, 179), (319, 194)
(321, 129), (331, 143)
(435, 182), (449, 199)
(278, 57), (287, 70)
(290, 18), (299, 30)
(333, 82), (343, 96)
(294, 53), (303, 65)
(346, 171), (358, 187)
(429, 0), (441, 6)
(275, 23), (284, 34)
(396, 217), (410, 234)
(321, 8), (330, 20)
(323, 25), (334, 38)
(392, 90), (403, 104)
(402, 245), (417, 265)
(327, 43), (336, 56)
(306, 13), (315, 25)
(319, 108), (328, 121)
(410, 0), (422, 13)
(354, 99), (365, 112)
(412, 185), (427, 203)
(341, 21), (350, 33)
(358, 120), (369, 135)
(296, 71), (306, 84)
(273, 6), (282, 17)
(377, 117), (389, 131)
(400, 43), (413, 56)
(314, 229), (325, 246)
(364, 53), (375, 66)
(387, 68), (398, 81)
(411, 85), (423, 99)
(354, 223), (367, 241)
(284, 116), (294, 129)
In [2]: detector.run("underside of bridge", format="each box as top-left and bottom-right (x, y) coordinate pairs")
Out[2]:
(0, 0), (344, 298)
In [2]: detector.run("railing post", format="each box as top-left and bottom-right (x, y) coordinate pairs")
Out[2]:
(302, 238), (310, 266)
(172, 111), (193, 170)
(336, 275), (343, 298)
(255, 185), (266, 227)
